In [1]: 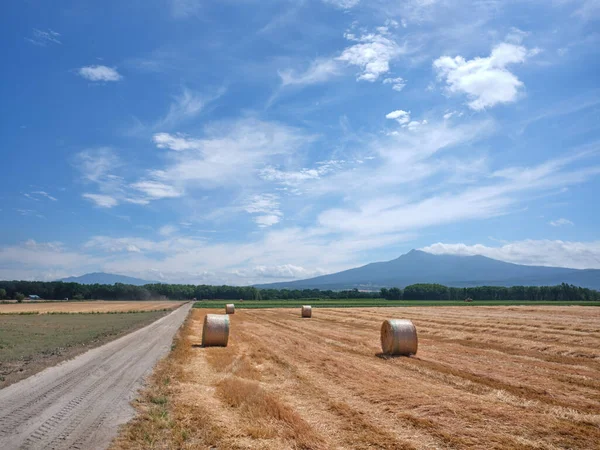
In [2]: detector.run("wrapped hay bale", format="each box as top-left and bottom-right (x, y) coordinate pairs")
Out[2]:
(380, 319), (418, 356)
(225, 303), (235, 314)
(301, 305), (312, 318)
(202, 314), (230, 347)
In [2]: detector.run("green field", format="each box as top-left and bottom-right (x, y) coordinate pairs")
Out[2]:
(0, 310), (169, 388)
(193, 299), (600, 309)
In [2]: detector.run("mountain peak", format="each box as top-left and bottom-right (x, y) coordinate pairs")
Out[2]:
(256, 251), (600, 290)
(58, 272), (154, 286)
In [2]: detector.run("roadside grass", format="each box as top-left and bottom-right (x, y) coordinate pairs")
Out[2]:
(0, 310), (169, 388)
(194, 299), (600, 309)
(111, 311), (226, 449)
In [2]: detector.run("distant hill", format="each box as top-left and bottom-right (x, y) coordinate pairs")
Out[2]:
(58, 272), (153, 286)
(256, 250), (600, 290)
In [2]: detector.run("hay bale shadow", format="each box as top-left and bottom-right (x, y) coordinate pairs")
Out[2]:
(375, 352), (415, 360)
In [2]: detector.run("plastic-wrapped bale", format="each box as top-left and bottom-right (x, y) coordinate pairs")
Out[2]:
(225, 303), (235, 314)
(301, 305), (312, 318)
(380, 319), (418, 356)
(202, 314), (230, 347)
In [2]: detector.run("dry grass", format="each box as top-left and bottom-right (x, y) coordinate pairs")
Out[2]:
(113, 306), (600, 449)
(0, 300), (184, 314)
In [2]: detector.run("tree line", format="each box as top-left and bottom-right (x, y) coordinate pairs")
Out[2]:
(0, 280), (598, 302)
(381, 283), (600, 301)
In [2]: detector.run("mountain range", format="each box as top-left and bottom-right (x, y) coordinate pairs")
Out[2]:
(256, 250), (600, 290)
(58, 272), (153, 286)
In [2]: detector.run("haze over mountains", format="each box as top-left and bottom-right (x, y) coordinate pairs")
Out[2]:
(256, 250), (600, 290)
(57, 251), (600, 290)
(58, 273), (153, 286)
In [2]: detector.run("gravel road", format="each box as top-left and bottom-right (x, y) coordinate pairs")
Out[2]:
(0, 303), (192, 450)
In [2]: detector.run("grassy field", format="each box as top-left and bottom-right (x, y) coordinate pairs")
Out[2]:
(194, 298), (600, 308)
(113, 305), (600, 449)
(0, 300), (185, 314)
(0, 310), (171, 388)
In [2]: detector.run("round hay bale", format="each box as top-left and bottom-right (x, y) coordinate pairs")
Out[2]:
(202, 314), (230, 347)
(301, 305), (312, 318)
(380, 319), (418, 356)
(225, 303), (235, 314)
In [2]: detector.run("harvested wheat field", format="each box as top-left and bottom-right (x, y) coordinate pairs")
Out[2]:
(0, 300), (184, 314)
(113, 306), (600, 450)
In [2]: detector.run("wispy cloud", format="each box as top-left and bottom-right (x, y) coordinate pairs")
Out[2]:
(82, 193), (119, 208)
(26, 29), (61, 46)
(243, 194), (283, 227)
(420, 240), (600, 269)
(170, 0), (202, 18)
(129, 87), (225, 133)
(322, 0), (360, 9)
(279, 59), (342, 86)
(550, 218), (574, 227)
(77, 65), (122, 82)
(279, 25), (405, 87)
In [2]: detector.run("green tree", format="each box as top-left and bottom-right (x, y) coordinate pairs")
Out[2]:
(15, 292), (25, 302)
(0, 288), (6, 299)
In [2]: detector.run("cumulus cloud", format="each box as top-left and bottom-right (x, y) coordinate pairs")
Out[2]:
(420, 240), (600, 269)
(338, 28), (404, 81)
(279, 25), (404, 89)
(77, 65), (122, 82)
(550, 218), (574, 227)
(386, 109), (411, 124)
(433, 43), (533, 110)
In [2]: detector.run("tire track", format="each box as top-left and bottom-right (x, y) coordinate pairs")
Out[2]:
(0, 303), (191, 450)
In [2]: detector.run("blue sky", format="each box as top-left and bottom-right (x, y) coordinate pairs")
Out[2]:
(2, 0), (600, 284)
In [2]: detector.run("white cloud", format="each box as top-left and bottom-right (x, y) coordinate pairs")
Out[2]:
(25, 191), (58, 202)
(386, 109), (411, 124)
(159, 225), (178, 236)
(260, 160), (344, 187)
(244, 194), (282, 227)
(279, 59), (342, 86)
(82, 193), (119, 208)
(383, 77), (406, 91)
(74, 147), (121, 183)
(571, 0), (600, 20)
(322, 0), (360, 9)
(338, 28), (404, 81)
(77, 65), (122, 82)
(434, 43), (533, 110)
(26, 29), (61, 46)
(255, 215), (281, 227)
(550, 218), (574, 227)
(149, 118), (313, 189)
(157, 87), (212, 129)
(420, 240), (600, 269)
(0, 240), (93, 281)
(170, 0), (201, 18)
(129, 87), (224, 134)
(130, 181), (183, 200)
(153, 132), (201, 151)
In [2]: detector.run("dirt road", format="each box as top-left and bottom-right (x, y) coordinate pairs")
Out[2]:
(0, 302), (191, 450)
